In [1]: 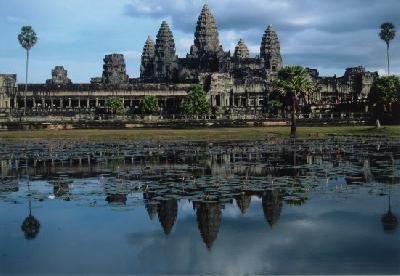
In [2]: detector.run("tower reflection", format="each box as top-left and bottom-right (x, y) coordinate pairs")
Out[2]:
(194, 201), (222, 249)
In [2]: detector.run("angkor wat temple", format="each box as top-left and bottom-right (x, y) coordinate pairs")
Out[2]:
(0, 4), (378, 119)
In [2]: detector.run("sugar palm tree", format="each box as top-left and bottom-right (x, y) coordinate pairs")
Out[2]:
(379, 22), (396, 75)
(18, 26), (38, 110)
(274, 66), (313, 138)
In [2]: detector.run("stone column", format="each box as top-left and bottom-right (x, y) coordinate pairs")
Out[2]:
(42, 98), (45, 108)
(14, 97), (18, 108)
(68, 98), (72, 108)
(86, 98), (90, 108)
(50, 98), (54, 109)
(78, 98), (81, 108)
(95, 98), (99, 107)
(60, 98), (63, 109)
(33, 98), (36, 108)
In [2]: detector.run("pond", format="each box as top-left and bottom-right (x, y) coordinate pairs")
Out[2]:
(0, 137), (399, 275)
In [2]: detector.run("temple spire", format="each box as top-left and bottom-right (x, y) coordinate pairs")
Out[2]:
(260, 24), (283, 73)
(154, 21), (177, 79)
(140, 36), (155, 78)
(193, 4), (220, 55)
(234, 39), (249, 59)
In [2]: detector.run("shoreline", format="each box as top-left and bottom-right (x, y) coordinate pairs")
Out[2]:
(0, 126), (399, 140)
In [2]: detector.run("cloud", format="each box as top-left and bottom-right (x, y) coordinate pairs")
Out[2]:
(1, 0), (399, 82)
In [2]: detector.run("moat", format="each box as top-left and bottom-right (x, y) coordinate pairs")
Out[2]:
(0, 137), (399, 275)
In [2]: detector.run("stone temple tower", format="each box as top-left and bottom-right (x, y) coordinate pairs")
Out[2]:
(260, 25), (283, 76)
(154, 21), (178, 80)
(191, 4), (220, 57)
(102, 54), (129, 85)
(234, 39), (250, 60)
(140, 36), (155, 78)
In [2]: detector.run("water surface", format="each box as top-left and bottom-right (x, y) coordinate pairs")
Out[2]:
(0, 137), (399, 275)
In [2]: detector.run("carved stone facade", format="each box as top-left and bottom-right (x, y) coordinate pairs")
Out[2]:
(99, 54), (129, 85)
(0, 74), (17, 108)
(308, 66), (378, 106)
(154, 21), (178, 80)
(140, 36), (155, 79)
(46, 66), (72, 85)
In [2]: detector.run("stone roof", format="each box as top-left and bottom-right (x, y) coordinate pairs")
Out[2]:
(155, 21), (176, 62)
(46, 66), (72, 85)
(141, 36), (155, 78)
(142, 36), (155, 62)
(260, 25), (283, 72)
(194, 4), (220, 55)
(102, 54), (129, 85)
(234, 39), (250, 59)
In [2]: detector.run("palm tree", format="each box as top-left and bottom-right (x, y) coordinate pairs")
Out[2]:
(18, 26), (38, 110)
(274, 66), (313, 138)
(379, 22), (396, 75)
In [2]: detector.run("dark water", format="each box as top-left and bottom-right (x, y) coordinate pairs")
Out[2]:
(0, 137), (399, 275)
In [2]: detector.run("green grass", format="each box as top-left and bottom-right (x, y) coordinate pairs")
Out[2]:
(1, 126), (400, 141)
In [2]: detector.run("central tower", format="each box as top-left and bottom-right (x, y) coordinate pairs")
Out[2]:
(190, 4), (220, 58)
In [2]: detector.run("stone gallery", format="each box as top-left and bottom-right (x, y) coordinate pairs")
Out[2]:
(0, 5), (378, 119)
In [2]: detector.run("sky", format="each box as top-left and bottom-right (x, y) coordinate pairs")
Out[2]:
(0, 0), (399, 83)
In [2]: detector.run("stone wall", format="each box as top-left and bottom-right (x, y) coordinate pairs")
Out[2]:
(0, 74), (17, 108)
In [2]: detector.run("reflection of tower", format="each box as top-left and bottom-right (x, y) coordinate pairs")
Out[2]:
(262, 190), (283, 228)
(235, 193), (251, 214)
(21, 178), (40, 240)
(158, 200), (178, 235)
(195, 202), (222, 249)
(382, 190), (398, 233)
(106, 193), (127, 205)
(143, 192), (158, 220)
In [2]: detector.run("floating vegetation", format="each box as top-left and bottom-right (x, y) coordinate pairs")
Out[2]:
(0, 137), (399, 209)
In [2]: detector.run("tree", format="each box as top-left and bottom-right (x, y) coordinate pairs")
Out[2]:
(368, 75), (400, 127)
(18, 26), (37, 110)
(105, 96), (124, 115)
(274, 66), (313, 138)
(181, 85), (211, 118)
(379, 22), (396, 75)
(142, 95), (160, 114)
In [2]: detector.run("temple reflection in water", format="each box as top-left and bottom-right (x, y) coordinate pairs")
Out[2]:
(0, 138), (399, 248)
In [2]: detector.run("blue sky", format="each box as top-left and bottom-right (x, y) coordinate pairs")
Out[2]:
(0, 0), (399, 83)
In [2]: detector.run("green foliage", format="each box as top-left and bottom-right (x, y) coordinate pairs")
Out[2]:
(274, 66), (314, 137)
(369, 76), (400, 104)
(274, 66), (314, 101)
(142, 96), (160, 114)
(18, 26), (38, 51)
(268, 99), (284, 114)
(180, 85), (211, 118)
(379, 22), (396, 45)
(105, 96), (124, 115)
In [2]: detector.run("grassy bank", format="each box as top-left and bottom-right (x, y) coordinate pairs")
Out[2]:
(0, 126), (399, 141)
